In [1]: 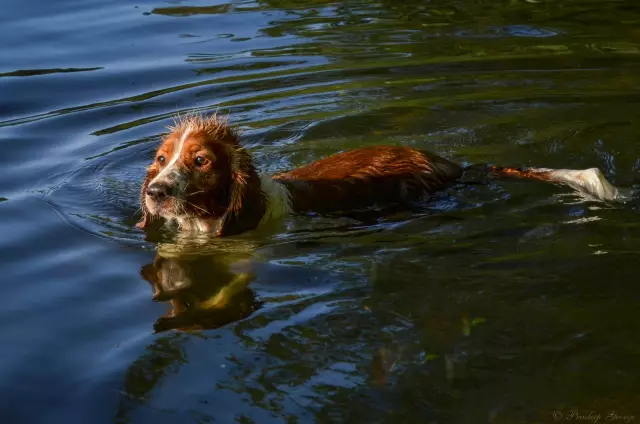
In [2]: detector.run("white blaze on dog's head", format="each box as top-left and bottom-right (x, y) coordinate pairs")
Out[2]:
(146, 127), (193, 196)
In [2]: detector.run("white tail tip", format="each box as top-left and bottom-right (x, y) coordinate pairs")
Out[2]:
(541, 167), (631, 202)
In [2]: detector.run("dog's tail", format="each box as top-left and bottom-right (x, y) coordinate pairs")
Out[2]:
(463, 164), (632, 202)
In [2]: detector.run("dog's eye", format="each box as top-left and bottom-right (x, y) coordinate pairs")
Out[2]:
(195, 156), (207, 167)
(157, 155), (166, 165)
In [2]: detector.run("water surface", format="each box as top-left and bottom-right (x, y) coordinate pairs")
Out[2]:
(1, 0), (640, 423)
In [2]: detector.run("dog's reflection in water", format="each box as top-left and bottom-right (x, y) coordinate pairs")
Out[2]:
(140, 241), (263, 332)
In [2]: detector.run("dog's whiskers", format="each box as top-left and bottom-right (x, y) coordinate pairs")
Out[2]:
(185, 200), (210, 215)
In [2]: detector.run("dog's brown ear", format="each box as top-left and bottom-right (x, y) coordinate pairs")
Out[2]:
(228, 147), (253, 216)
(217, 147), (266, 237)
(136, 169), (156, 229)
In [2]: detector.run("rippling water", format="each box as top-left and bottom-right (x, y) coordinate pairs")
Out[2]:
(2, 0), (640, 422)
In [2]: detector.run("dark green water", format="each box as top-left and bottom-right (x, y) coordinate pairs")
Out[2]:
(1, 0), (640, 423)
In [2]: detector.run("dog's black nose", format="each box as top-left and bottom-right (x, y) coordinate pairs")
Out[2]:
(146, 183), (169, 201)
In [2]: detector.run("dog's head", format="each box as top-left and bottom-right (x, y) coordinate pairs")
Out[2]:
(137, 114), (266, 235)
